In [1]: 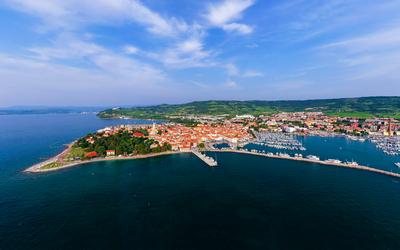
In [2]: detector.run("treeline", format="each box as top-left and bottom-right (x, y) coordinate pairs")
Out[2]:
(98, 96), (400, 119)
(75, 130), (171, 157)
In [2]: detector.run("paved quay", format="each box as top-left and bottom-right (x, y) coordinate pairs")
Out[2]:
(208, 149), (400, 179)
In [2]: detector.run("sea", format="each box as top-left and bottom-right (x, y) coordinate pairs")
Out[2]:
(0, 113), (400, 249)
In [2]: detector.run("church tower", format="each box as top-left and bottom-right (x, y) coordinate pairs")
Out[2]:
(150, 123), (157, 135)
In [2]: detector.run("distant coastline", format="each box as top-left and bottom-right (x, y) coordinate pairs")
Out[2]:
(98, 96), (400, 120)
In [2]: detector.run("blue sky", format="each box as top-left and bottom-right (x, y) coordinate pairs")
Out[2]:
(1, 0), (400, 106)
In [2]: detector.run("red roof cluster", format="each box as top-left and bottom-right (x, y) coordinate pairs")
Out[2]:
(148, 123), (251, 151)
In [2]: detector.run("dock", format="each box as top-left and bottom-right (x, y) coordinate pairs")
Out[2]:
(208, 149), (400, 179)
(192, 150), (218, 167)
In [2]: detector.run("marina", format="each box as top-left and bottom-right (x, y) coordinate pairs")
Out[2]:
(253, 131), (306, 151)
(371, 136), (400, 156)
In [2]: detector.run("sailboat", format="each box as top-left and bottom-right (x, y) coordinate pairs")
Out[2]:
(395, 163), (400, 168)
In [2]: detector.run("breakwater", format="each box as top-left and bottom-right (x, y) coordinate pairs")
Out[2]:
(191, 150), (218, 166)
(208, 149), (400, 179)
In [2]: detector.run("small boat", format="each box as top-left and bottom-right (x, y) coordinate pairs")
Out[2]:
(395, 163), (400, 168)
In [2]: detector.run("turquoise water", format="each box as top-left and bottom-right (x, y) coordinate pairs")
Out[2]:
(1, 114), (400, 249)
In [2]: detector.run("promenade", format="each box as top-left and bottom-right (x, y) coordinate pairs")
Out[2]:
(25, 146), (400, 179)
(24, 151), (185, 173)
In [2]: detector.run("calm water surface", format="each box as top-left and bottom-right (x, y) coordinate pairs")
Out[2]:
(0, 114), (400, 249)
(244, 135), (400, 173)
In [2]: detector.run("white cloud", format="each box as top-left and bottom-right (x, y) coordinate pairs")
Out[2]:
(5, 0), (255, 72)
(206, 0), (254, 25)
(25, 34), (165, 82)
(127, 0), (187, 37)
(179, 38), (203, 53)
(7, 0), (218, 70)
(0, 53), (168, 106)
(28, 35), (105, 60)
(205, 0), (254, 34)
(225, 63), (263, 77)
(124, 45), (139, 55)
(152, 37), (215, 68)
(6, 0), (186, 37)
(222, 23), (253, 34)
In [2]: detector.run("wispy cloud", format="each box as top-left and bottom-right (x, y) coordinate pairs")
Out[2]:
(224, 80), (239, 89)
(225, 63), (240, 76)
(0, 52), (168, 106)
(151, 36), (215, 68)
(1, 0), (400, 105)
(205, 0), (254, 35)
(25, 33), (165, 82)
(320, 26), (400, 53)
(242, 70), (263, 77)
(123, 45), (139, 55)
(314, 23), (400, 86)
(6, 1), (219, 70)
(222, 23), (253, 35)
(262, 0), (400, 45)
(5, 0), (187, 37)
(225, 63), (263, 78)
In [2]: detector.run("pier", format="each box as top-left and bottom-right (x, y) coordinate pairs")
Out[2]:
(208, 149), (400, 179)
(192, 150), (218, 167)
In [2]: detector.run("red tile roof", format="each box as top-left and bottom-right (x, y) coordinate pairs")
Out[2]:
(85, 151), (98, 158)
(133, 132), (144, 137)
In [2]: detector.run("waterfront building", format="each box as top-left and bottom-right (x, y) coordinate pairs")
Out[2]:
(106, 150), (115, 157)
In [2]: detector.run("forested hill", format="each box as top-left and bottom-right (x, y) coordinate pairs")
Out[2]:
(98, 96), (400, 119)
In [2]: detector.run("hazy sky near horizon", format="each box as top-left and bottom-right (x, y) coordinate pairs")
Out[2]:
(1, 0), (400, 106)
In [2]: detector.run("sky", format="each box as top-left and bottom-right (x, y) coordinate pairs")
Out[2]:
(1, 0), (400, 107)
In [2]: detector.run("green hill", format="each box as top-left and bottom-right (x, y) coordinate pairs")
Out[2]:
(98, 96), (400, 119)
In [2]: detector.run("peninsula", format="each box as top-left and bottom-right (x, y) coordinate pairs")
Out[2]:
(25, 112), (400, 179)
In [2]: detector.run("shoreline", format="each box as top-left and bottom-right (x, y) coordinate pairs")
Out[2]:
(24, 150), (186, 173)
(24, 145), (400, 179)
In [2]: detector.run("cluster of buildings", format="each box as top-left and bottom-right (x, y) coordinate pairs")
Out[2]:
(86, 112), (399, 155)
(89, 123), (252, 152)
(250, 112), (399, 137)
(147, 123), (252, 151)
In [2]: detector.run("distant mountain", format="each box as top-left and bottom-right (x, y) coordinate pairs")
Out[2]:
(98, 96), (400, 119)
(0, 106), (109, 115)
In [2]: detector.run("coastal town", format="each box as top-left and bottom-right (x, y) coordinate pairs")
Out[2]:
(108, 111), (400, 148)
(25, 111), (400, 176)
